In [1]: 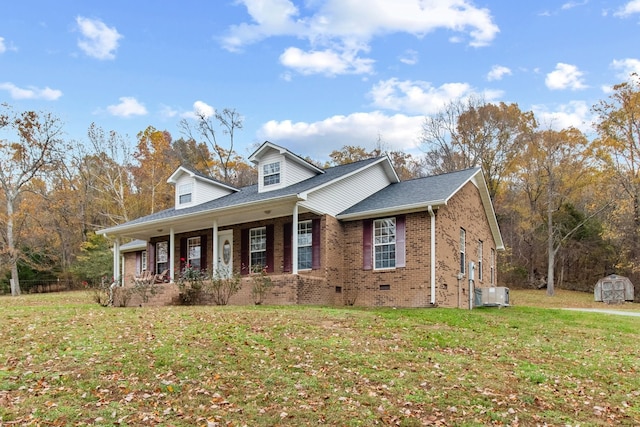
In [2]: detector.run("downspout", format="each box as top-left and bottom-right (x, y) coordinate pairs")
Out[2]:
(428, 206), (436, 305)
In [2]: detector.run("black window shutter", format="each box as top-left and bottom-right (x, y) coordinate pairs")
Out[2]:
(266, 224), (274, 273)
(241, 228), (249, 275)
(148, 243), (155, 273)
(363, 219), (373, 270)
(180, 237), (187, 269)
(201, 234), (208, 272)
(396, 215), (406, 268)
(283, 222), (292, 272)
(312, 218), (321, 270)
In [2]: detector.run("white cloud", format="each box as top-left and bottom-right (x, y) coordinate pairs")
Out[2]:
(222, 0), (499, 75)
(76, 16), (122, 60)
(615, 0), (640, 17)
(487, 65), (512, 81)
(611, 58), (640, 80)
(0, 82), (62, 100)
(279, 47), (374, 76)
(561, 1), (588, 10)
(545, 63), (587, 90)
(194, 100), (215, 118)
(532, 101), (593, 133)
(257, 111), (424, 159)
(106, 97), (147, 117)
(399, 49), (418, 65)
(0, 37), (5, 54)
(368, 78), (500, 115)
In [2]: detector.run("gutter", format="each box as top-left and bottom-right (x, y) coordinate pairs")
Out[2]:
(428, 205), (436, 305)
(336, 200), (447, 221)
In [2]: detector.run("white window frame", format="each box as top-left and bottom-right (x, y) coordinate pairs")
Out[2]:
(478, 240), (483, 281)
(263, 162), (281, 186)
(187, 236), (201, 270)
(178, 183), (193, 204)
(460, 228), (466, 275)
(141, 250), (147, 273)
(156, 241), (168, 274)
(250, 227), (267, 269)
(374, 217), (396, 270)
(298, 220), (313, 270)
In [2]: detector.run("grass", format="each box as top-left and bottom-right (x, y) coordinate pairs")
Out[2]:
(0, 290), (639, 426)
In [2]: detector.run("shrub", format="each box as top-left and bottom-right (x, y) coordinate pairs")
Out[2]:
(250, 265), (273, 305)
(176, 264), (242, 305)
(207, 266), (242, 305)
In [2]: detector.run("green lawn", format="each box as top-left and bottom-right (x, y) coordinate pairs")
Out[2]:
(0, 290), (639, 426)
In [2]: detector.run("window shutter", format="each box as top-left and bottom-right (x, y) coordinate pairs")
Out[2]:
(180, 238), (187, 267)
(312, 218), (321, 270)
(283, 223), (292, 272)
(396, 215), (406, 268)
(201, 234), (208, 272)
(266, 224), (274, 273)
(241, 228), (249, 275)
(148, 243), (155, 273)
(136, 252), (141, 274)
(363, 219), (373, 270)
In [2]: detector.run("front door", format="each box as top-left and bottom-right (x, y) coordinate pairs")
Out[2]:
(217, 230), (233, 277)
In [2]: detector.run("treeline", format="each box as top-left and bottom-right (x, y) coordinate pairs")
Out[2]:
(1, 75), (639, 296)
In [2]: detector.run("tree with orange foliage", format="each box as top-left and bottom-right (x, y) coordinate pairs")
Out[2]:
(133, 126), (179, 214)
(0, 105), (66, 295)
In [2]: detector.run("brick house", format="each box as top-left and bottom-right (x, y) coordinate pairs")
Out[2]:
(100, 141), (503, 308)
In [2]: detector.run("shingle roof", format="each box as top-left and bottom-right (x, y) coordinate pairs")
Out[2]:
(103, 156), (383, 230)
(338, 167), (481, 217)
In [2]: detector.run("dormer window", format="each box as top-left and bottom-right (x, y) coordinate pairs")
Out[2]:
(263, 162), (281, 186)
(178, 183), (193, 204)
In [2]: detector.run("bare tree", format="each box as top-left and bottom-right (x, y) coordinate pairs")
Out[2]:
(0, 105), (65, 295)
(420, 97), (536, 200)
(179, 108), (247, 184)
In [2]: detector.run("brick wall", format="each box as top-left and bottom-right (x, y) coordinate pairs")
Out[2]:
(433, 181), (499, 308)
(341, 212), (433, 307)
(120, 181), (498, 309)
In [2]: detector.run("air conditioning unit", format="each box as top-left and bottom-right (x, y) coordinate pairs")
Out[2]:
(476, 287), (510, 307)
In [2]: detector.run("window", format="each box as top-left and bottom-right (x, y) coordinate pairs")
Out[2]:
(178, 183), (193, 204)
(374, 218), (396, 269)
(298, 220), (313, 270)
(490, 248), (496, 285)
(460, 228), (466, 275)
(250, 227), (267, 269)
(156, 241), (168, 273)
(187, 237), (201, 270)
(141, 250), (147, 273)
(263, 162), (280, 186)
(478, 240), (483, 281)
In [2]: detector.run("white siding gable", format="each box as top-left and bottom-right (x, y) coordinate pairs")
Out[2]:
(256, 147), (318, 193)
(301, 161), (393, 217)
(173, 172), (235, 210)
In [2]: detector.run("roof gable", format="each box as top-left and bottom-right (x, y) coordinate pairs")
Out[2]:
(167, 166), (238, 210)
(337, 167), (504, 250)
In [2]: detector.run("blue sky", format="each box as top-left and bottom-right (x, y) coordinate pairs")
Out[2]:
(1, 0), (639, 161)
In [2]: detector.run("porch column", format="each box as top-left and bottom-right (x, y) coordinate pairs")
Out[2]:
(113, 238), (121, 285)
(292, 203), (299, 274)
(169, 228), (175, 283)
(212, 219), (218, 275)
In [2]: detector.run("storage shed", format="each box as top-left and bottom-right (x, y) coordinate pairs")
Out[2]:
(594, 274), (634, 303)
